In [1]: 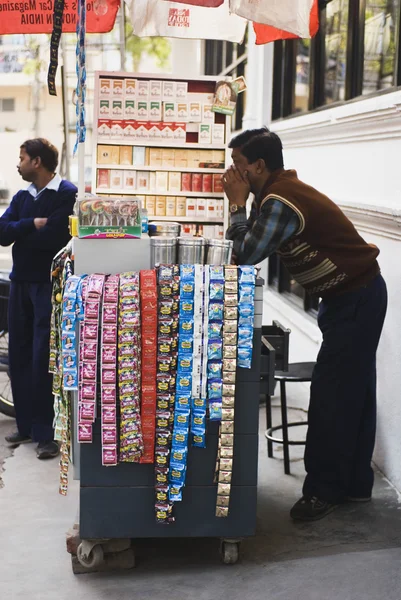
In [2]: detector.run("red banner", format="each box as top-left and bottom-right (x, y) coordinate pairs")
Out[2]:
(253, 0), (319, 45)
(0, 0), (120, 34)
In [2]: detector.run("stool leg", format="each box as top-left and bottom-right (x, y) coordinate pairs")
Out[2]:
(265, 394), (273, 458)
(280, 380), (291, 475)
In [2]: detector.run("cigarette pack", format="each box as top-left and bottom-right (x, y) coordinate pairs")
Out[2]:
(186, 198), (197, 217)
(150, 80), (162, 99)
(124, 99), (135, 119)
(136, 121), (149, 142)
(133, 146), (146, 167)
(213, 150), (226, 163)
(174, 149), (187, 168)
(155, 197), (166, 216)
(137, 80), (150, 99)
(216, 199), (224, 219)
(166, 197), (176, 216)
(196, 197), (207, 218)
(110, 169), (123, 190)
(207, 198), (217, 219)
(202, 173), (213, 193)
(149, 171), (156, 190)
(119, 146), (133, 165)
(181, 173), (192, 192)
(149, 148), (162, 167)
(110, 120), (123, 140)
(137, 101), (149, 121)
(124, 170), (136, 190)
(123, 120), (136, 142)
(161, 124), (174, 141)
(112, 79), (124, 97)
(124, 78), (137, 98)
(149, 122), (162, 140)
(213, 173), (224, 193)
(175, 81), (188, 100)
(137, 171), (150, 191)
(149, 101), (162, 121)
(212, 123), (225, 145)
(176, 197), (186, 217)
(97, 119), (111, 140)
(161, 148), (175, 167)
(177, 103), (189, 122)
(168, 172), (181, 193)
(99, 99), (111, 117)
(99, 78), (111, 97)
(156, 171), (168, 192)
(163, 102), (176, 122)
(202, 103), (214, 123)
(111, 99), (123, 118)
(97, 169), (110, 189)
(191, 173), (202, 193)
(97, 145), (120, 165)
(199, 123), (212, 144)
(189, 102), (201, 122)
(173, 122), (186, 142)
(146, 196), (156, 216)
(188, 151), (201, 168)
(162, 80), (175, 100)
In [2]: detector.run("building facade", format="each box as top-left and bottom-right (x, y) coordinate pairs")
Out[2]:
(203, 1), (401, 493)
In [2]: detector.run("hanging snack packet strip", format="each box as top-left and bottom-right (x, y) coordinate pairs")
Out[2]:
(191, 264), (207, 448)
(207, 266), (225, 423)
(237, 266), (256, 369)
(100, 274), (119, 466)
(118, 272), (144, 463)
(215, 265), (238, 518)
(140, 269), (158, 464)
(154, 265), (180, 523)
(77, 273), (105, 446)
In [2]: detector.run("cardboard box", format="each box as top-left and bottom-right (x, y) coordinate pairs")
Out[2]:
(124, 78), (137, 98)
(155, 196), (166, 217)
(202, 173), (213, 193)
(124, 170), (136, 190)
(99, 99), (111, 117)
(97, 145), (120, 165)
(97, 119), (111, 140)
(119, 146), (133, 165)
(188, 151), (201, 168)
(149, 148), (162, 167)
(213, 173), (224, 193)
(199, 123), (212, 144)
(191, 173), (202, 193)
(202, 103), (214, 124)
(137, 101), (149, 121)
(124, 99), (135, 119)
(196, 197), (207, 218)
(166, 197), (176, 217)
(133, 146), (146, 167)
(181, 173), (192, 192)
(97, 169), (110, 189)
(174, 149), (187, 168)
(146, 196), (156, 216)
(162, 80), (175, 100)
(168, 172), (181, 193)
(163, 102), (176, 122)
(212, 150), (226, 163)
(156, 171), (168, 192)
(137, 80), (150, 99)
(137, 171), (150, 191)
(212, 123), (225, 145)
(186, 198), (197, 217)
(177, 103), (188, 122)
(175, 81), (188, 100)
(149, 171), (156, 190)
(149, 101), (162, 121)
(176, 197), (186, 217)
(99, 78), (111, 97)
(150, 80), (162, 99)
(161, 148), (175, 167)
(123, 120), (136, 142)
(112, 79), (124, 97)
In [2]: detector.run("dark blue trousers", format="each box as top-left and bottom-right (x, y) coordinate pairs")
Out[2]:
(8, 281), (54, 442)
(303, 274), (387, 503)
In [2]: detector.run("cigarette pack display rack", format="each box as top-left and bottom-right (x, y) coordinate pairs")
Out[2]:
(93, 71), (230, 240)
(69, 239), (263, 568)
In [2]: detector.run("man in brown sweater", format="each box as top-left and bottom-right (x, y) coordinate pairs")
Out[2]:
(224, 127), (387, 521)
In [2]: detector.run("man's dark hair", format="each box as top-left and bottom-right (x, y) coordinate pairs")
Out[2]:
(229, 127), (284, 171)
(20, 138), (59, 172)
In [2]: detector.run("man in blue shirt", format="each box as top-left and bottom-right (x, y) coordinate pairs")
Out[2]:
(0, 138), (77, 459)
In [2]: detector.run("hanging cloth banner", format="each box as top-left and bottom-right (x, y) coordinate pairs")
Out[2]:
(229, 0), (314, 39)
(0, 0), (120, 35)
(164, 0), (224, 6)
(47, 0), (65, 96)
(73, 0), (87, 155)
(253, 0), (319, 44)
(126, 0), (247, 43)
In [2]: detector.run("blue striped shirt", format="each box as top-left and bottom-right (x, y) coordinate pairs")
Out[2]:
(226, 197), (299, 265)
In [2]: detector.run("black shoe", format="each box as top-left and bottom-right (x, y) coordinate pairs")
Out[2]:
(346, 495), (372, 503)
(290, 496), (339, 521)
(36, 440), (60, 460)
(5, 431), (32, 446)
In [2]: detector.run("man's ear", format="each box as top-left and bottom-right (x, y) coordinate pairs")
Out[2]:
(255, 158), (266, 174)
(32, 156), (41, 169)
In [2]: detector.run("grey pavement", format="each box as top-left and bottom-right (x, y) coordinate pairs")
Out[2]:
(0, 388), (400, 599)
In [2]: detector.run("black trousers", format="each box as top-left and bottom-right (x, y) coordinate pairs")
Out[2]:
(8, 281), (54, 442)
(303, 274), (388, 503)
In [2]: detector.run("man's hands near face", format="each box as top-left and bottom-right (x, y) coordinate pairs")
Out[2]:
(222, 166), (250, 207)
(34, 218), (48, 230)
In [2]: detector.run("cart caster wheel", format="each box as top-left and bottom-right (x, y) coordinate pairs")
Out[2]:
(77, 542), (104, 569)
(221, 541), (239, 565)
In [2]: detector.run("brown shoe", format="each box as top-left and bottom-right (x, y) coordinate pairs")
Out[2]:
(36, 440), (60, 459)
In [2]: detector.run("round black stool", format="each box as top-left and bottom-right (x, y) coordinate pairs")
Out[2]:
(265, 362), (315, 475)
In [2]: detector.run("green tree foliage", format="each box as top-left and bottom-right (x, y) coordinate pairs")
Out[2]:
(125, 18), (171, 72)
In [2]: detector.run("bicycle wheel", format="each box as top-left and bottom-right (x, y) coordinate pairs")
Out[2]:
(0, 332), (14, 419)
